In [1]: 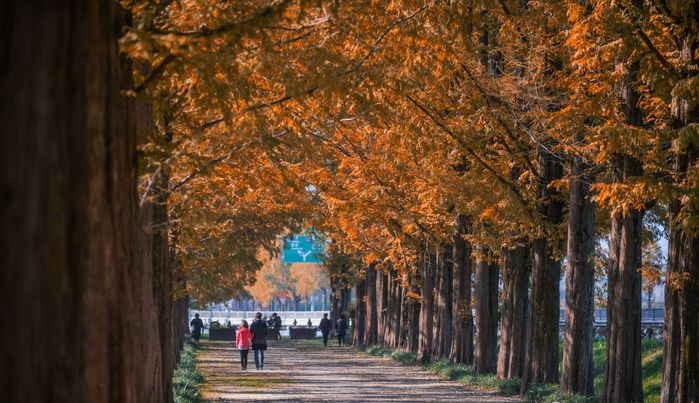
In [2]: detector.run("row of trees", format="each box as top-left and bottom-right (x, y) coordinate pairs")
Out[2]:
(122, 0), (694, 401)
(7, 0), (694, 401)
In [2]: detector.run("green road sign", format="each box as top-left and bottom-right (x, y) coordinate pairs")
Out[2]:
(282, 234), (325, 263)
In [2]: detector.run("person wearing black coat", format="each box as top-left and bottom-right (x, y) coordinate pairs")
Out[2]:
(336, 314), (348, 346)
(250, 312), (268, 370)
(318, 313), (332, 347)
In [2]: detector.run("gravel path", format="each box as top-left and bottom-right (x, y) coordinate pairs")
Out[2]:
(197, 340), (519, 402)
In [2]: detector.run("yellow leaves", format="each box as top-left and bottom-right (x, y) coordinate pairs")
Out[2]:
(592, 179), (663, 216)
(667, 271), (691, 292)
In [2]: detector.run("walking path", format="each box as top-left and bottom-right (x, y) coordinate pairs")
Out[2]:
(197, 340), (519, 402)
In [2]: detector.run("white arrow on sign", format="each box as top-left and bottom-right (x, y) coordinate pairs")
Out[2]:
(298, 250), (312, 261)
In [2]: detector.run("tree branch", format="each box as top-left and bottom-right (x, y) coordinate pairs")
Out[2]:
(134, 54), (174, 94)
(170, 128), (291, 192)
(407, 94), (533, 215)
(150, 0), (293, 37)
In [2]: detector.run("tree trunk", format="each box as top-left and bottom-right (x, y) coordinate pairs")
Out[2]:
(0, 2), (174, 401)
(474, 249), (499, 374)
(450, 215), (474, 364)
(391, 270), (403, 348)
(407, 268), (421, 352)
(524, 146), (564, 386)
(381, 270), (391, 345)
(418, 247), (436, 363)
(376, 268), (386, 345)
(662, 34), (699, 403)
(432, 252), (443, 359)
(354, 272), (367, 346)
(562, 156), (596, 395)
(602, 155), (644, 403)
(602, 56), (645, 402)
(437, 245), (453, 359)
(664, 184), (699, 403)
(365, 263), (378, 345)
(497, 245), (530, 380)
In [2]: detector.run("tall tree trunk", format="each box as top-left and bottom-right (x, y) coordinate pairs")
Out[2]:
(524, 146), (564, 386)
(391, 270), (403, 348)
(382, 270), (392, 345)
(562, 156), (596, 395)
(662, 34), (699, 403)
(0, 1), (174, 401)
(602, 57), (645, 403)
(418, 247), (436, 363)
(602, 157), (644, 403)
(450, 215), (474, 364)
(497, 245), (530, 380)
(407, 268), (421, 352)
(437, 245), (453, 359)
(376, 268), (386, 345)
(432, 251), (443, 359)
(354, 272), (367, 346)
(398, 275), (409, 349)
(365, 263), (378, 345)
(474, 249), (499, 373)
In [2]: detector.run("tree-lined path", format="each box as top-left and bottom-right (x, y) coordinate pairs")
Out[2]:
(198, 341), (517, 402)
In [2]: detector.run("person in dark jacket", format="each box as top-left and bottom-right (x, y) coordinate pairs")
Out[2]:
(190, 313), (204, 343)
(250, 312), (268, 370)
(272, 313), (282, 340)
(336, 314), (348, 346)
(318, 313), (332, 347)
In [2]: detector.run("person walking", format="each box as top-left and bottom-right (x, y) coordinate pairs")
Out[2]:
(236, 320), (252, 370)
(250, 312), (268, 370)
(318, 313), (332, 347)
(190, 313), (204, 343)
(336, 314), (348, 346)
(272, 313), (282, 340)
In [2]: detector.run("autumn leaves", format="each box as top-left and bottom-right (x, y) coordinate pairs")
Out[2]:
(124, 0), (698, 401)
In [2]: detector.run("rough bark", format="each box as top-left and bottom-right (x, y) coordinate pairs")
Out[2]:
(407, 268), (421, 352)
(364, 263), (378, 345)
(418, 247), (436, 363)
(561, 156), (596, 395)
(382, 270), (392, 345)
(436, 245), (453, 359)
(497, 245), (530, 380)
(449, 215), (475, 364)
(376, 268), (387, 345)
(354, 272), (367, 346)
(662, 34), (699, 403)
(602, 56), (645, 403)
(602, 156), (644, 403)
(474, 249), (499, 374)
(391, 270), (403, 348)
(0, 2), (174, 401)
(524, 146), (564, 386)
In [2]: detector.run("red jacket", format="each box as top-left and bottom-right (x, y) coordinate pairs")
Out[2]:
(236, 327), (253, 349)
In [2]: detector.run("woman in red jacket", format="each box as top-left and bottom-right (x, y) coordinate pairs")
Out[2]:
(236, 320), (253, 370)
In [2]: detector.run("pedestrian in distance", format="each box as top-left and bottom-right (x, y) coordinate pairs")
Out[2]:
(336, 313), (349, 346)
(236, 320), (252, 370)
(318, 313), (332, 347)
(190, 313), (204, 343)
(272, 312), (282, 340)
(250, 312), (269, 370)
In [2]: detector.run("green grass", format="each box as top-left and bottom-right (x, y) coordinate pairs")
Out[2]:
(173, 343), (205, 403)
(640, 339), (663, 403)
(364, 345), (418, 364)
(359, 339), (665, 403)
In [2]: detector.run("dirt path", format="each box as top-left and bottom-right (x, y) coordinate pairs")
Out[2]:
(197, 340), (519, 402)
